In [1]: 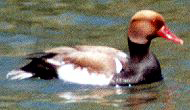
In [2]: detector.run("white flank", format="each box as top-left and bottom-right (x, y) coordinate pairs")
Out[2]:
(114, 58), (123, 74)
(7, 69), (33, 80)
(57, 64), (113, 86)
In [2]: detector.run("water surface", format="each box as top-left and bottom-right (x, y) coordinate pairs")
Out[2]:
(0, 0), (190, 109)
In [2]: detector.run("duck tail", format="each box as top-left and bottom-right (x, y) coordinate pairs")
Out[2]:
(6, 69), (33, 80)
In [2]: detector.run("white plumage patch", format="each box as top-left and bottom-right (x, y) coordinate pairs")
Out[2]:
(46, 59), (64, 66)
(6, 69), (33, 80)
(48, 57), (123, 85)
(117, 51), (128, 59)
(57, 64), (113, 86)
(114, 58), (123, 74)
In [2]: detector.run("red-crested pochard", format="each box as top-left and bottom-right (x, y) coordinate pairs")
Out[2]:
(7, 10), (183, 86)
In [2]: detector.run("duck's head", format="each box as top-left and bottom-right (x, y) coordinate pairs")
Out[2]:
(128, 10), (183, 45)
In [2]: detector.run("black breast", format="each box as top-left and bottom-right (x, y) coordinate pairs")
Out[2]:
(110, 39), (163, 86)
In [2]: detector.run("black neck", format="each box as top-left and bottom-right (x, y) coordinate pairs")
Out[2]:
(110, 37), (162, 86)
(128, 38), (151, 63)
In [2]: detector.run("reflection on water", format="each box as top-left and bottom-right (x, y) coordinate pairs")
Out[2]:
(51, 82), (175, 109)
(0, 0), (190, 109)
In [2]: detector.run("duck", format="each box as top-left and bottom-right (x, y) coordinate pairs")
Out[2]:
(7, 10), (183, 86)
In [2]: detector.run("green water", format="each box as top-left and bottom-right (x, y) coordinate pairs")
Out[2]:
(0, 0), (190, 109)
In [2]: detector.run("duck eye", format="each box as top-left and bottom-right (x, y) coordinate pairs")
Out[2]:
(151, 19), (164, 30)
